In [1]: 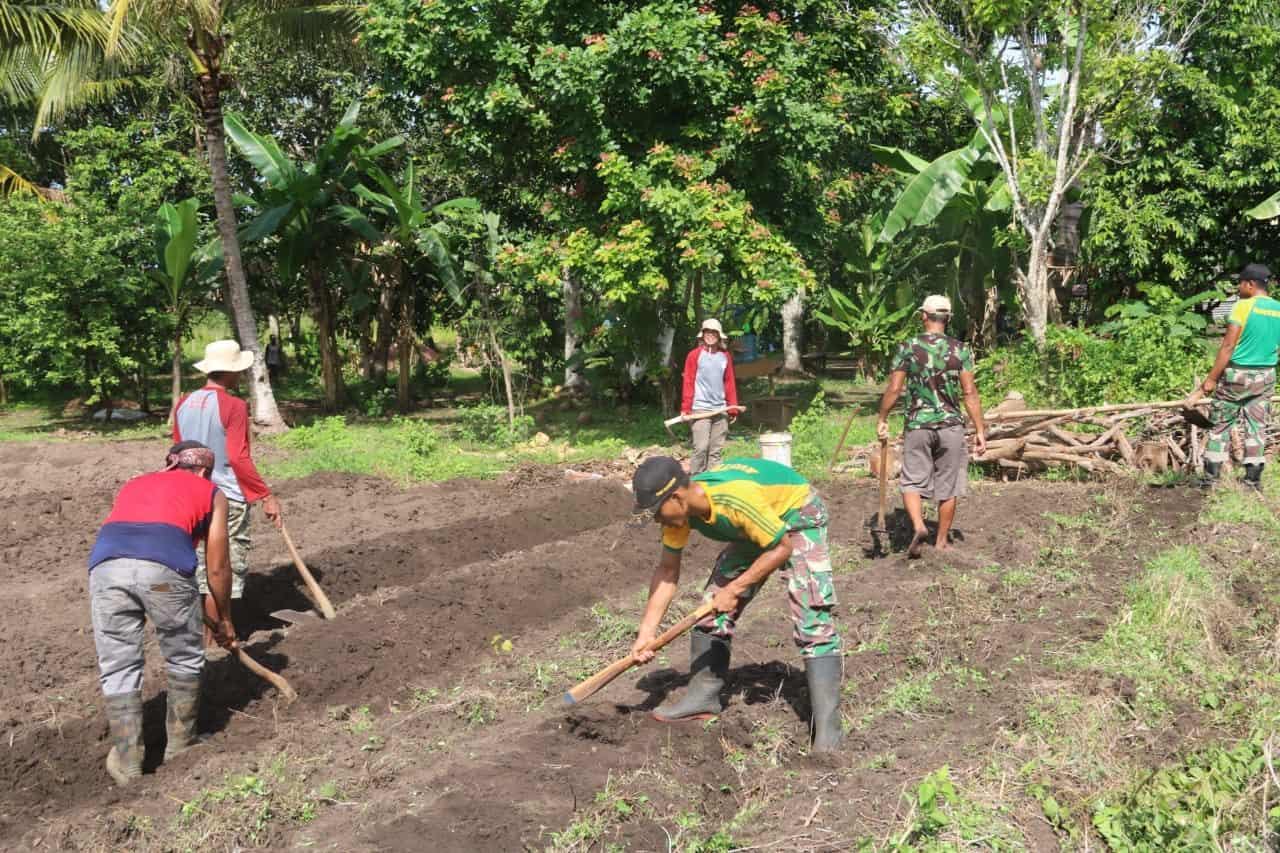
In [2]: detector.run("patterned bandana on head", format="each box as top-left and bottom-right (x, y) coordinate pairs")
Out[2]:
(165, 445), (215, 472)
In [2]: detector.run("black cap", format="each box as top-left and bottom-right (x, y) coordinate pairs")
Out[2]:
(631, 456), (688, 514)
(1239, 263), (1272, 285)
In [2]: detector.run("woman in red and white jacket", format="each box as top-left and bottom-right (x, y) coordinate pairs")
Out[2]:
(681, 319), (743, 473)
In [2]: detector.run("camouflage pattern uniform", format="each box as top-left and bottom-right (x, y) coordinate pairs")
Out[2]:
(891, 333), (974, 431)
(1205, 366), (1275, 466)
(695, 494), (839, 658)
(892, 334), (974, 501)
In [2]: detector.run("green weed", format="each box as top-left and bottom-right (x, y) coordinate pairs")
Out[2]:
(887, 767), (1024, 851)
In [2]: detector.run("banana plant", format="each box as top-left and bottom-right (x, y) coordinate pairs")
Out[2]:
(226, 101), (403, 410)
(1245, 191), (1280, 220)
(336, 158), (476, 413)
(871, 138), (1013, 346)
(149, 197), (220, 419)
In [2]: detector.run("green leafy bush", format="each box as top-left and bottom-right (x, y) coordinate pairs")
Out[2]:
(1093, 732), (1279, 850)
(396, 416), (439, 458)
(788, 392), (837, 481)
(456, 403), (534, 446)
(977, 285), (1212, 407)
(275, 417), (354, 452)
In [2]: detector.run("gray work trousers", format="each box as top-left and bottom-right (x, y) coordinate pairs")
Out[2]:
(89, 558), (203, 697)
(690, 413), (730, 474)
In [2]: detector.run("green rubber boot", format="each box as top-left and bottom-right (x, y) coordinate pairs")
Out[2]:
(805, 654), (844, 753)
(652, 631), (729, 722)
(104, 691), (143, 785)
(164, 673), (202, 761)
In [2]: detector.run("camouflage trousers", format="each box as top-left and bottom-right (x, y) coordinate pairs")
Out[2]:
(695, 493), (840, 658)
(1205, 366), (1275, 466)
(196, 498), (252, 599)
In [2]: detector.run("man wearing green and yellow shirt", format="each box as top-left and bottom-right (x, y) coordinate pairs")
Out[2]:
(628, 456), (842, 752)
(1193, 263), (1280, 490)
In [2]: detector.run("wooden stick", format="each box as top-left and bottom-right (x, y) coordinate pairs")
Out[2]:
(563, 602), (716, 705)
(280, 525), (337, 620)
(828, 408), (859, 473)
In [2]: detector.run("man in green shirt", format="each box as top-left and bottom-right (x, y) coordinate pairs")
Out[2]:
(877, 295), (987, 557)
(1193, 263), (1280, 490)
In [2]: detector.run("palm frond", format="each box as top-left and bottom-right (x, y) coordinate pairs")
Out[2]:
(0, 0), (112, 53)
(0, 162), (62, 201)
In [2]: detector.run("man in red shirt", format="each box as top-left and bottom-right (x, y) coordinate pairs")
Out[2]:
(88, 441), (236, 784)
(173, 340), (283, 605)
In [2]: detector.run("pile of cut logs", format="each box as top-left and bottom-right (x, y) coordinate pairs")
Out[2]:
(844, 391), (1280, 478)
(973, 392), (1209, 476)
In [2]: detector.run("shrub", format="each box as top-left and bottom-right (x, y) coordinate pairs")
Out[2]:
(396, 416), (439, 458)
(977, 286), (1212, 408)
(456, 403), (535, 446)
(788, 392), (839, 480)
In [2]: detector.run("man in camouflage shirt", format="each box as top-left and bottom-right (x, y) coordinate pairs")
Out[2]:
(877, 295), (987, 557)
(1188, 263), (1280, 491)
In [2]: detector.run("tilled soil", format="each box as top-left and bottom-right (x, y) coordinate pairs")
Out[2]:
(0, 438), (1204, 851)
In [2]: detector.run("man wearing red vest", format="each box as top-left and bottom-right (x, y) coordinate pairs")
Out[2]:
(88, 441), (236, 784)
(173, 340), (283, 604)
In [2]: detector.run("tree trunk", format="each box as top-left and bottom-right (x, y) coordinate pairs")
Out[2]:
(693, 271), (704, 325)
(562, 264), (588, 393)
(370, 276), (396, 382)
(1019, 239), (1051, 346)
(979, 280), (999, 350)
(781, 288), (804, 374)
(490, 327), (516, 429)
(169, 324), (183, 425)
(0, 370), (7, 406)
(195, 64), (287, 432)
(309, 267), (344, 412)
(396, 260), (414, 414)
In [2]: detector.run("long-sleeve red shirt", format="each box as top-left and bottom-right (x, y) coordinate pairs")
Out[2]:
(172, 383), (270, 503)
(681, 346), (739, 415)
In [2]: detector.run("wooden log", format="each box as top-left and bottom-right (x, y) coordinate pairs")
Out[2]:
(1115, 431), (1136, 466)
(1165, 436), (1187, 465)
(1088, 424), (1122, 448)
(1048, 426), (1084, 446)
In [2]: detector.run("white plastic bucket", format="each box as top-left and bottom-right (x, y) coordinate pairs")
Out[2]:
(759, 432), (793, 467)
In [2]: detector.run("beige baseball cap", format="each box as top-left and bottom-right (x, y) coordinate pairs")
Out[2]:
(919, 295), (952, 314)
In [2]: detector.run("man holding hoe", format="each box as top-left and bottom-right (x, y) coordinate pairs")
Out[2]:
(1187, 263), (1280, 491)
(88, 441), (237, 784)
(876, 295), (987, 557)
(629, 455), (843, 752)
(173, 340), (284, 615)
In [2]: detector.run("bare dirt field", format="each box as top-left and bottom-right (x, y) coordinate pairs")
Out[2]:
(0, 437), (1226, 851)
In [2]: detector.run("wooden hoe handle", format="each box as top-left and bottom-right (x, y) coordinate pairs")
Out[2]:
(235, 646), (298, 703)
(877, 437), (890, 530)
(563, 602), (716, 705)
(280, 524), (337, 620)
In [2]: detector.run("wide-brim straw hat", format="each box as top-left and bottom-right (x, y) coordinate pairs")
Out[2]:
(194, 339), (255, 374)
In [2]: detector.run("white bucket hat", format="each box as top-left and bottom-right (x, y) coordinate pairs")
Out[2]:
(919, 295), (952, 314)
(194, 339), (256, 374)
(700, 318), (724, 336)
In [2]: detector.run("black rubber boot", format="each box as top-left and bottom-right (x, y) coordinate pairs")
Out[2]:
(1244, 463), (1264, 492)
(804, 654), (844, 753)
(1199, 460), (1222, 491)
(104, 691), (143, 785)
(164, 673), (202, 761)
(652, 631), (729, 722)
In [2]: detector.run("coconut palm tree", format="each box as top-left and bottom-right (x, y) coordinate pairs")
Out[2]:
(102, 0), (358, 430)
